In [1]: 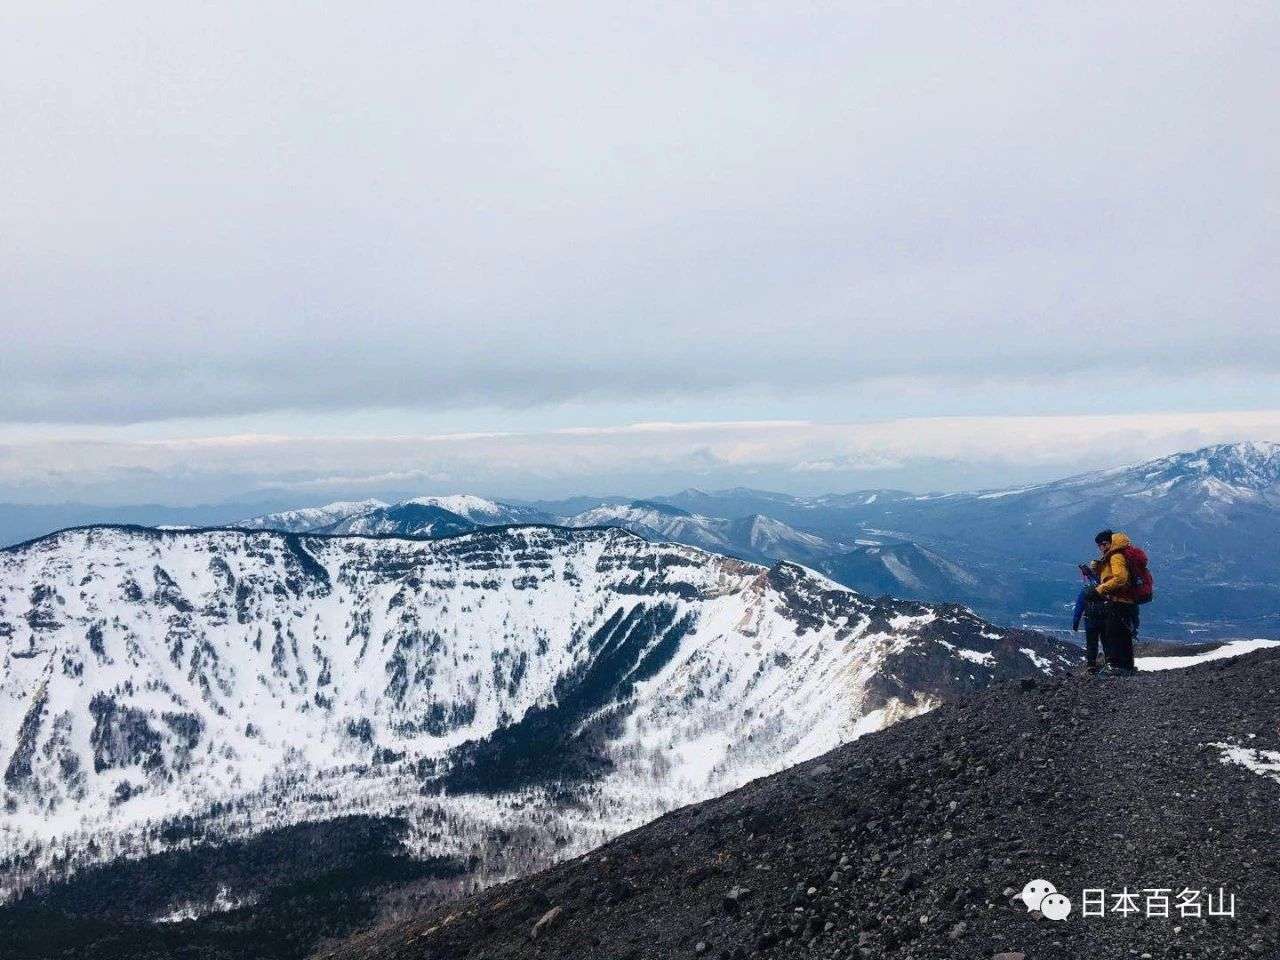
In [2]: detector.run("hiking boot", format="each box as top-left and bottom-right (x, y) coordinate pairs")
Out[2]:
(1096, 665), (1136, 678)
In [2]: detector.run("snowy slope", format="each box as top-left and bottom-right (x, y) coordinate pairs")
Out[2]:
(1062, 441), (1280, 504)
(814, 539), (990, 604)
(0, 525), (1074, 898)
(236, 500), (389, 533)
(563, 501), (838, 564)
(322, 502), (479, 537)
(943, 441), (1280, 515)
(238, 496), (548, 537)
(398, 495), (548, 525)
(564, 502), (734, 551)
(726, 514), (833, 560)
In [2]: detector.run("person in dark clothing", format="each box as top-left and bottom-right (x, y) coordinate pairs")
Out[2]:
(1072, 560), (1107, 673)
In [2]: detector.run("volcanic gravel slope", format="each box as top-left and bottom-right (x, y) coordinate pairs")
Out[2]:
(317, 648), (1280, 960)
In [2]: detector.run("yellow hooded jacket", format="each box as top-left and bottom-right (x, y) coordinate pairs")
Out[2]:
(1096, 531), (1135, 603)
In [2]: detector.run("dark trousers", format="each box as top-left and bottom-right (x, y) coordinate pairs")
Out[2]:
(1102, 603), (1137, 670)
(1084, 623), (1104, 667)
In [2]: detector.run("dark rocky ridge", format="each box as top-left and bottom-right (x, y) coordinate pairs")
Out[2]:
(319, 649), (1280, 960)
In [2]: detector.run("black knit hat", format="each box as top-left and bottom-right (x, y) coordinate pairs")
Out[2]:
(1094, 529), (1114, 545)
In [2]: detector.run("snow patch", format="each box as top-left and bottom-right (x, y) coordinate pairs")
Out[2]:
(1137, 639), (1280, 672)
(849, 696), (938, 739)
(153, 886), (253, 923)
(1210, 742), (1280, 787)
(889, 612), (936, 630)
(1019, 647), (1054, 674)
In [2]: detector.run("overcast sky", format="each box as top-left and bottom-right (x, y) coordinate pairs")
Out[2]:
(2, 2), (1277, 504)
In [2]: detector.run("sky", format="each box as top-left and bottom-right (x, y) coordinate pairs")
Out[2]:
(2, 2), (1278, 504)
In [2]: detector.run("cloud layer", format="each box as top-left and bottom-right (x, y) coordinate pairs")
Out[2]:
(4, 3), (1277, 424)
(2, 4), (1276, 499)
(5, 411), (1279, 504)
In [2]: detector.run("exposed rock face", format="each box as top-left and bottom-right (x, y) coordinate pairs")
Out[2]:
(1, 524), (1073, 899)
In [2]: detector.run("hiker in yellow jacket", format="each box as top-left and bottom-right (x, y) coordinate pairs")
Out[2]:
(1089, 529), (1138, 674)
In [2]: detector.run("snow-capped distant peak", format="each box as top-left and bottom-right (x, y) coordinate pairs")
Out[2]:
(1147, 442), (1280, 488)
(401, 495), (506, 521)
(1092, 441), (1280, 504)
(997, 441), (1280, 505)
(568, 501), (696, 528)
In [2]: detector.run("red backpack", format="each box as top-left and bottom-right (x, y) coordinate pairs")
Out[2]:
(1122, 545), (1155, 604)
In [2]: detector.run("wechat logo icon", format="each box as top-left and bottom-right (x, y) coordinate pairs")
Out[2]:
(1020, 879), (1072, 921)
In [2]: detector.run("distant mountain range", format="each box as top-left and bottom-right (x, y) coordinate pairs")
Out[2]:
(558, 500), (841, 564)
(4, 442), (1277, 638)
(239, 496), (851, 567)
(802, 440), (1280, 638)
(3, 447), (1275, 956)
(573, 442), (1280, 637)
(237, 495), (547, 535)
(235, 498), (391, 533)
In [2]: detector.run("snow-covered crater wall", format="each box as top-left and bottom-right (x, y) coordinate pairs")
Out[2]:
(0, 525), (1074, 894)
